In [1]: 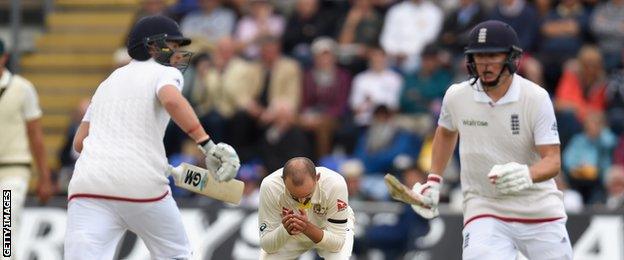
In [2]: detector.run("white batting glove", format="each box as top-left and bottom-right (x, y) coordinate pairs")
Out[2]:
(212, 143), (240, 182)
(198, 140), (241, 182)
(487, 162), (533, 195)
(410, 174), (443, 219)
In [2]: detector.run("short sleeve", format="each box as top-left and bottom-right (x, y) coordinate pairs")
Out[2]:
(437, 92), (456, 131)
(155, 67), (184, 93)
(533, 93), (560, 145)
(82, 104), (92, 122)
(21, 82), (42, 120)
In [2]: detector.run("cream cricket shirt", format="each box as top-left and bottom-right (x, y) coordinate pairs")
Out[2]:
(258, 167), (354, 254)
(438, 74), (566, 224)
(68, 59), (183, 201)
(0, 69), (42, 164)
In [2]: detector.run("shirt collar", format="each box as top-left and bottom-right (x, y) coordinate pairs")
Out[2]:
(472, 74), (521, 105)
(0, 69), (12, 89)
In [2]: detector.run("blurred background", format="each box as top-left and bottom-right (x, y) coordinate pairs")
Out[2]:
(1, 0), (623, 259)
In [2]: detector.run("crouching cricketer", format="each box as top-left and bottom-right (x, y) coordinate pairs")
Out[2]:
(258, 157), (354, 259)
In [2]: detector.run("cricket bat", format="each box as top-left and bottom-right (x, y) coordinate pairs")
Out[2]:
(384, 174), (429, 207)
(170, 163), (245, 205)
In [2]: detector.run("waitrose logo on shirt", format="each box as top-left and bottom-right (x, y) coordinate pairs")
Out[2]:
(462, 119), (488, 127)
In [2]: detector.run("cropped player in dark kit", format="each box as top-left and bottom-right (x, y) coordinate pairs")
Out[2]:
(64, 15), (240, 259)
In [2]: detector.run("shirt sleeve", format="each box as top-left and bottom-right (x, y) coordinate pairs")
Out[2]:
(533, 92), (560, 145)
(21, 82), (42, 121)
(258, 179), (291, 254)
(155, 67), (184, 94)
(316, 177), (350, 253)
(437, 90), (456, 131)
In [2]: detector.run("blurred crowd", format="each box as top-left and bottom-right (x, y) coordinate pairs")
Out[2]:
(57, 0), (624, 217)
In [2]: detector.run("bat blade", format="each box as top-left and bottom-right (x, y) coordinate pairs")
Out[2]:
(384, 174), (426, 206)
(171, 163), (245, 205)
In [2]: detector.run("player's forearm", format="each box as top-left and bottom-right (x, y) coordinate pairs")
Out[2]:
(26, 119), (51, 180)
(529, 147), (561, 183)
(158, 86), (209, 142)
(430, 126), (458, 175)
(302, 223), (323, 243)
(259, 226), (291, 254)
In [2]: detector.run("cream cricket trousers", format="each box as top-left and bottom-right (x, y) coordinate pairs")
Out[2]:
(462, 217), (573, 260)
(64, 193), (191, 260)
(0, 165), (30, 260)
(259, 218), (354, 260)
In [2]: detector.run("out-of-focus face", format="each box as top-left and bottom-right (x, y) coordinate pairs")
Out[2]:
(296, 0), (318, 18)
(346, 176), (361, 196)
(403, 169), (427, 187)
(198, 0), (220, 12)
(473, 52), (508, 86)
(607, 167), (624, 196)
(314, 51), (335, 70)
(142, 0), (167, 15)
(251, 1), (273, 20)
(0, 54), (7, 69)
(579, 50), (603, 83)
(260, 41), (281, 63)
(583, 112), (604, 139)
(368, 49), (387, 72)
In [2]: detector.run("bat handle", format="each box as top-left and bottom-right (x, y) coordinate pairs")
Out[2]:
(168, 165), (183, 178)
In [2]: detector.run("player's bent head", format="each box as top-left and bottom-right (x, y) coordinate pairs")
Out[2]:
(282, 157), (319, 199)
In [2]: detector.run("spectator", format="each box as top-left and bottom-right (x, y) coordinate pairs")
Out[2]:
(538, 0), (590, 91)
(380, 0), (443, 73)
(238, 163), (264, 208)
(300, 37), (352, 158)
(489, 0), (540, 53)
(605, 165), (624, 210)
(57, 99), (90, 193)
(258, 101), (313, 172)
(554, 175), (584, 213)
(180, 0), (237, 47)
(282, 0), (333, 66)
(337, 0), (385, 73)
(349, 47), (403, 128)
(398, 45), (453, 136)
(555, 45), (608, 123)
(234, 0), (285, 59)
(590, 0), (624, 72)
(563, 111), (617, 204)
(354, 105), (420, 175)
(228, 36), (302, 162)
(605, 57), (624, 135)
(340, 159), (368, 202)
(437, 0), (487, 56)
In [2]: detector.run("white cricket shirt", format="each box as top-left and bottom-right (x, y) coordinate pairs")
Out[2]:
(438, 74), (566, 224)
(258, 167), (354, 254)
(68, 59), (184, 201)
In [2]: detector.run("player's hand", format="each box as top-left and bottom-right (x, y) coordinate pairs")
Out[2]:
(198, 140), (241, 182)
(37, 176), (55, 204)
(281, 208), (303, 235)
(488, 162), (533, 195)
(410, 174), (443, 219)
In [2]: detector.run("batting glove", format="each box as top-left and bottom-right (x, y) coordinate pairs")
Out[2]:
(487, 162), (533, 195)
(212, 143), (240, 182)
(411, 174), (443, 219)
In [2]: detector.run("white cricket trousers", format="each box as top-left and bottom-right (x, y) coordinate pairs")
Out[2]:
(462, 217), (573, 260)
(64, 193), (191, 260)
(0, 166), (30, 260)
(259, 218), (354, 260)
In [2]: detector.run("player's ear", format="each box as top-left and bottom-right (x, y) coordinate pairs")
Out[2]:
(316, 173), (320, 181)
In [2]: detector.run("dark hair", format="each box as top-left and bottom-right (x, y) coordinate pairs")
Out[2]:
(282, 157), (316, 186)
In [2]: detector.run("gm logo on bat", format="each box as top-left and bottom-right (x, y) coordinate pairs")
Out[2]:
(183, 169), (207, 191)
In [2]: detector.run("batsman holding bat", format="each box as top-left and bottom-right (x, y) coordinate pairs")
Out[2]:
(258, 157), (354, 260)
(385, 21), (572, 260)
(64, 15), (240, 259)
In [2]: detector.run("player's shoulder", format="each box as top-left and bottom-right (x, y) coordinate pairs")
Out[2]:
(444, 79), (473, 99)
(317, 167), (347, 187)
(515, 74), (550, 100)
(11, 74), (35, 90)
(260, 168), (284, 190)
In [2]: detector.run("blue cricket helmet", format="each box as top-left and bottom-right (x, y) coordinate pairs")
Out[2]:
(126, 15), (191, 61)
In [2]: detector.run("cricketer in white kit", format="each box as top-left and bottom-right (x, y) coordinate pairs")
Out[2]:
(64, 15), (240, 260)
(396, 20), (573, 260)
(258, 157), (355, 260)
